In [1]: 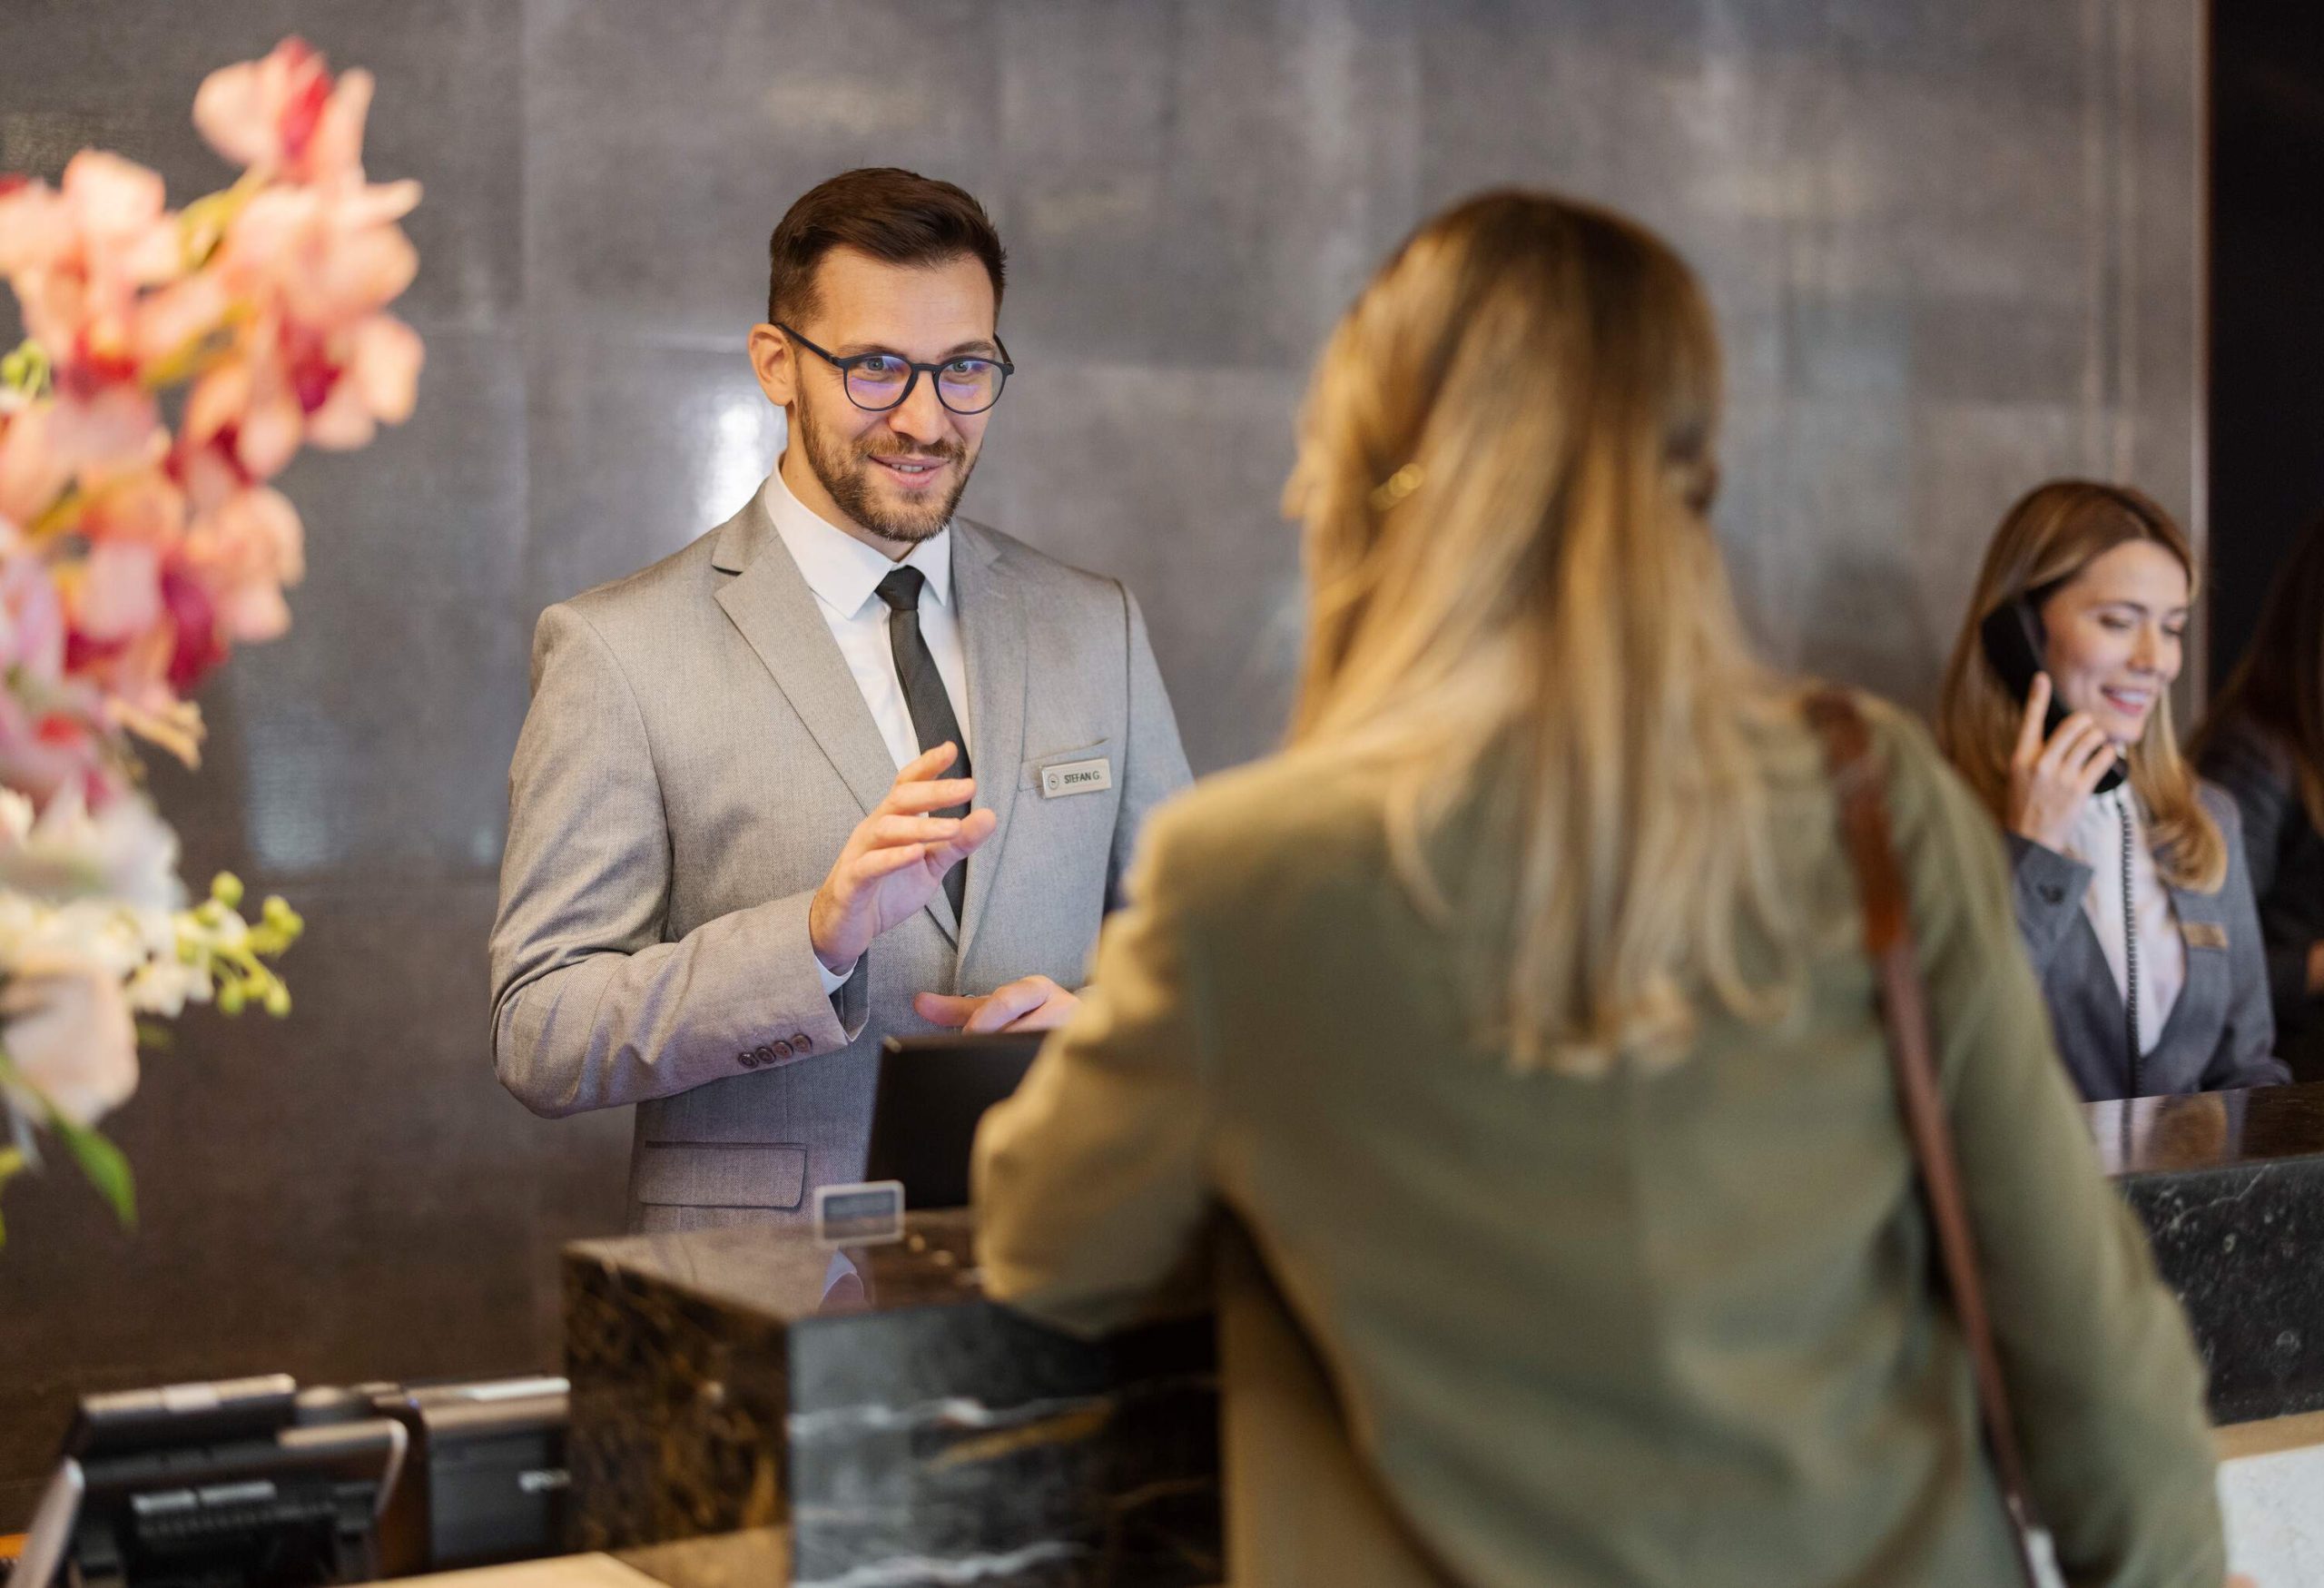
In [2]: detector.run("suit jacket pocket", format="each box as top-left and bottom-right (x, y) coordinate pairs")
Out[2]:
(633, 1142), (807, 1209)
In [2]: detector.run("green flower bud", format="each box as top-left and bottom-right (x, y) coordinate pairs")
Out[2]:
(212, 873), (245, 910)
(217, 982), (246, 1016)
(262, 985), (290, 1018)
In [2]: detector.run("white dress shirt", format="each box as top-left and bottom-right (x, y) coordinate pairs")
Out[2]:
(762, 463), (972, 991)
(2063, 784), (2187, 1055)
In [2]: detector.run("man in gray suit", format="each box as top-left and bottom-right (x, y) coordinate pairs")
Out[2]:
(490, 168), (1191, 1230)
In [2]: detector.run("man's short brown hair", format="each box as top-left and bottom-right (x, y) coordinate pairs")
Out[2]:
(765, 167), (1007, 328)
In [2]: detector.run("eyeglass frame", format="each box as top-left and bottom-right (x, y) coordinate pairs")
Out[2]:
(773, 322), (1016, 415)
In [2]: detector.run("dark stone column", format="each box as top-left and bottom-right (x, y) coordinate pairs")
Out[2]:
(564, 1211), (1219, 1588)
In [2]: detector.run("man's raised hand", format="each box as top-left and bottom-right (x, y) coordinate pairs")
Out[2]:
(809, 743), (995, 973)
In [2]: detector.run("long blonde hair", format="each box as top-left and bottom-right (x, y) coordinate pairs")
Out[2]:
(1285, 191), (1792, 1076)
(1935, 479), (2225, 891)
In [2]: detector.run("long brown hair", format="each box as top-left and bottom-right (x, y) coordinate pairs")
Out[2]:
(1935, 479), (2225, 891)
(2193, 510), (2324, 830)
(1285, 190), (1792, 1075)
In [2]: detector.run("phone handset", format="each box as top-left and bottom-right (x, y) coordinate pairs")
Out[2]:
(1977, 597), (2128, 795)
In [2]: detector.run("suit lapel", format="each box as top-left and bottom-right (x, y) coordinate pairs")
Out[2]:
(2153, 879), (2230, 1057)
(712, 492), (960, 943)
(951, 520), (1027, 972)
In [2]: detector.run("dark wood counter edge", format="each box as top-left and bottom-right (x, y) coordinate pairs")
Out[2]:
(2083, 1080), (2324, 1178)
(563, 1210), (988, 1327)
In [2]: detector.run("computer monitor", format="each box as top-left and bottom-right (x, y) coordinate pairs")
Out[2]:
(863, 1031), (1045, 1208)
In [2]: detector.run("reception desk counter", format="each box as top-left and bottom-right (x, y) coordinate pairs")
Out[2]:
(563, 1213), (1218, 1587)
(2088, 1082), (2324, 1424)
(560, 1081), (2324, 1585)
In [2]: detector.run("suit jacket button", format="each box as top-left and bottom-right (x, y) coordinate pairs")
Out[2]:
(790, 1032), (812, 1053)
(2039, 883), (2065, 904)
(754, 1044), (778, 1065)
(770, 1040), (793, 1062)
(737, 1050), (756, 1069)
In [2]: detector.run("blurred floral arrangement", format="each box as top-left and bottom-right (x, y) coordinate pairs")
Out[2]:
(0, 40), (422, 1240)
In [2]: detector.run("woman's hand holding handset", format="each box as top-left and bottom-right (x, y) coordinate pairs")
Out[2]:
(2006, 673), (2119, 854)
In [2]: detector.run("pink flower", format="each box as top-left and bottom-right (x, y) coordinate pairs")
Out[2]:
(131, 271), (233, 379)
(182, 339), (303, 480)
(76, 466), (187, 547)
(193, 39), (377, 185)
(0, 176), (69, 276)
(303, 314), (423, 449)
(0, 153), (183, 390)
(73, 542), (163, 644)
(220, 182), (419, 325)
(0, 675), (118, 809)
(0, 404), (72, 530)
(49, 386), (167, 488)
(185, 485), (302, 644)
(0, 556), (68, 685)
(0, 949), (139, 1128)
(159, 561), (229, 686)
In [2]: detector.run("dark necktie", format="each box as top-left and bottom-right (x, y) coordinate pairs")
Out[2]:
(873, 564), (970, 923)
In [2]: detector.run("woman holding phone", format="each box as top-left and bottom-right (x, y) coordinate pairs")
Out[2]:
(1936, 480), (2285, 1100)
(975, 195), (2229, 1587)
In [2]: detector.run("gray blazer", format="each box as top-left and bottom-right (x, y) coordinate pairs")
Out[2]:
(2007, 783), (2287, 1100)
(489, 488), (1192, 1230)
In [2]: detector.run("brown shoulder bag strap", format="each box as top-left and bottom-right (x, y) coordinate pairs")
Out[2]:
(1803, 688), (2045, 1588)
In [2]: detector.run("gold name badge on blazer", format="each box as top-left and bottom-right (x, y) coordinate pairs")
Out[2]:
(1040, 757), (1113, 799)
(2182, 921), (2230, 952)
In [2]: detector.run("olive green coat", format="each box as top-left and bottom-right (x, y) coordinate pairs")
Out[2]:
(973, 697), (2223, 1588)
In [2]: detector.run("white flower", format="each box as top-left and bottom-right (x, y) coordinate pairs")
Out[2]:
(0, 787), (183, 912)
(0, 949), (138, 1128)
(126, 954), (206, 1018)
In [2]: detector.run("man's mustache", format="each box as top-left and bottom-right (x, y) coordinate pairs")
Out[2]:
(859, 439), (966, 465)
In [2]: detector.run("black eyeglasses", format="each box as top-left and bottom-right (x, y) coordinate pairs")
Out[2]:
(774, 323), (1014, 415)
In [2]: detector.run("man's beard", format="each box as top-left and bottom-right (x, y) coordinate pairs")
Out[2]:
(797, 388), (974, 546)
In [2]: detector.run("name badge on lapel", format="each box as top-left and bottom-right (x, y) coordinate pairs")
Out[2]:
(2182, 921), (2230, 952)
(1040, 757), (1113, 799)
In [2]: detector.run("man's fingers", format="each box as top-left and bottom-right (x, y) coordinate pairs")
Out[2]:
(2013, 673), (2053, 765)
(851, 842), (928, 883)
(881, 778), (978, 816)
(891, 741), (960, 787)
(965, 976), (1052, 1033)
(924, 808), (999, 869)
(912, 991), (981, 1028)
(1001, 986), (1079, 1033)
(868, 814), (960, 847)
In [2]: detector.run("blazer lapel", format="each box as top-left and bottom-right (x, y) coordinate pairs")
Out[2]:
(712, 491), (960, 943)
(950, 520), (1027, 972)
(2154, 879), (2231, 1060)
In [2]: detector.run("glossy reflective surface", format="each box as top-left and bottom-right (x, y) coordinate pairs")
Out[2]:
(2084, 1083), (2324, 1178)
(567, 1208), (989, 1323)
(0, 0), (2201, 1527)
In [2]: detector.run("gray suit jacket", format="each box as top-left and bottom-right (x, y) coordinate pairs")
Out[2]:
(489, 488), (1192, 1230)
(2007, 783), (2288, 1100)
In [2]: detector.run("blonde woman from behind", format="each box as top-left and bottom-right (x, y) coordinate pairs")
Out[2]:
(973, 192), (2228, 1588)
